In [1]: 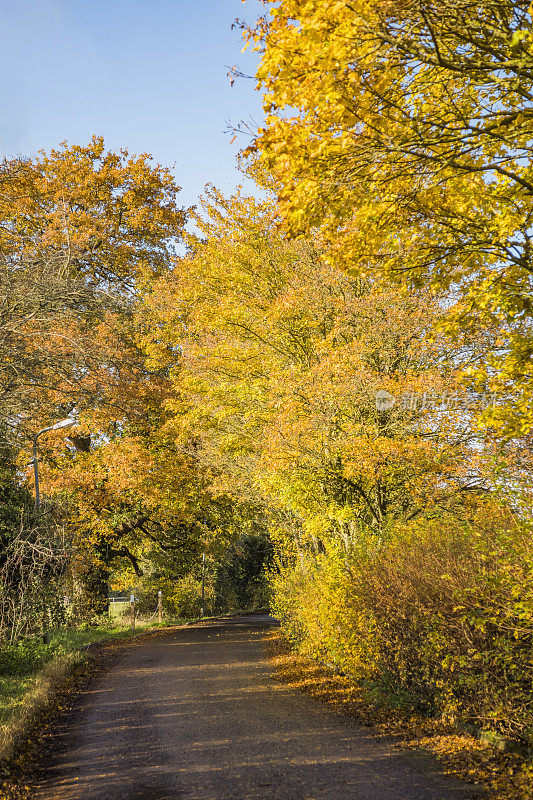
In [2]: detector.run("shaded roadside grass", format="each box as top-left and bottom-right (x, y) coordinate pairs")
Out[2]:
(0, 620), (185, 799)
(0, 622), (174, 738)
(265, 630), (533, 800)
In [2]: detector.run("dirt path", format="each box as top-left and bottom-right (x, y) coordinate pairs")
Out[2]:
(32, 615), (478, 800)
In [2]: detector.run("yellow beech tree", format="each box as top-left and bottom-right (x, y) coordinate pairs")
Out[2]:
(145, 190), (504, 552)
(244, 0), (533, 436)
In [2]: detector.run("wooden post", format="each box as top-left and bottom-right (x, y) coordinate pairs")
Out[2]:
(201, 552), (205, 618)
(130, 594), (135, 630)
(42, 609), (50, 644)
(158, 590), (162, 624)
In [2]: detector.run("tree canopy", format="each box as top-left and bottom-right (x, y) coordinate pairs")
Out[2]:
(245, 0), (533, 436)
(0, 137), (186, 440)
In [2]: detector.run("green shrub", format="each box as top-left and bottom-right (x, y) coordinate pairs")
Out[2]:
(214, 534), (273, 612)
(134, 576), (214, 620)
(164, 575), (214, 618)
(0, 639), (54, 677)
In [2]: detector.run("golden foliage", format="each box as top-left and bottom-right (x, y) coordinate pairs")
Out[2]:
(247, 0), (533, 435)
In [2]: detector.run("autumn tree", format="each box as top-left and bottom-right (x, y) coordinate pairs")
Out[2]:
(244, 0), (533, 436)
(0, 136), (186, 441)
(42, 292), (269, 613)
(145, 190), (499, 554)
(0, 137), (187, 614)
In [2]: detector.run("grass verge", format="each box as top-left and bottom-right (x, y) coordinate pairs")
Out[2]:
(265, 630), (533, 800)
(0, 619), (185, 798)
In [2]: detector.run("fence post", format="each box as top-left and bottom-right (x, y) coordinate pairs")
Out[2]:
(130, 594), (135, 630)
(201, 552), (205, 618)
(158, 590), (162, 624)
(42, 609), (50, 644)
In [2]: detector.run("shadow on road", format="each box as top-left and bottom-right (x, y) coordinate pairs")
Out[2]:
(32, 615), (477, 800)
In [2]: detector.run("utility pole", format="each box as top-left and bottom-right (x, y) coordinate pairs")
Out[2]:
(31, 418), (76, 644)
(158, 590), (162, 624)
(32, 438), (41, 512)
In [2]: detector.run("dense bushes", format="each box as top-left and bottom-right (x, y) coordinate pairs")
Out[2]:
(0, 504), (71, 642)
(214, 534), (273, 613)
(136, 575), (214, 619)
(272, 506), (533, 744)
(132, 533), (272, 620)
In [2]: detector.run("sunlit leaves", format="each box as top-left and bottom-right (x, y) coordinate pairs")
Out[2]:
(247, 0), (533, 437)
(146, 190), (496, 549)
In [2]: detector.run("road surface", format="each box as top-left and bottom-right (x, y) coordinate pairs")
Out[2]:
(32, 615), (478, 800)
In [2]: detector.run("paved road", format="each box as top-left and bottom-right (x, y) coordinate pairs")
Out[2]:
(33, 615), (477, 800)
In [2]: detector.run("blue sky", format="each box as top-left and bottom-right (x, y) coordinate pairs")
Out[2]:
(0, 0), (265, 208)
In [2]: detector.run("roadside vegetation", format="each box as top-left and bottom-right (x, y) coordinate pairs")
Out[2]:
(0, 1), (532, 797)
(0, 619), (181, 800)
(267, 631), (533, 800)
